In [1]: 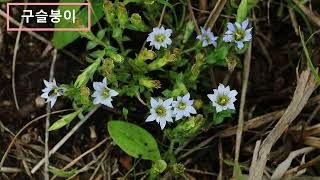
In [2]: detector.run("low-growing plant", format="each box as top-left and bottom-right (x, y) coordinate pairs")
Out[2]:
(42, 0), (255, 178)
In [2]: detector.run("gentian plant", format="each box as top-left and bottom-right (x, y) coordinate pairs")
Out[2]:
(43, 0), (254, 178)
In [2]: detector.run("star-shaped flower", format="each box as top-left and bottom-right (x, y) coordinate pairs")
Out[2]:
(172, 93), (197, 120)
(223, 19), (252, 49)
(196, 27), (218, 47)
(146, 26), (172, 50)
(92, 78), (118, 108)
(146, 98), (173, 129)
(41, 79), (63, 108)
(207, 84), (238, 113)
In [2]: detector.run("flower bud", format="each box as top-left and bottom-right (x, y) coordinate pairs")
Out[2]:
(104, 1), (115, 24)
(80, 86), (91, 97)
(118, 3), (128, 28)
(147, 52), (176, 71)
(226, 55), (237, 72)
(193, 99), (203, 110)
(167, 115), (205, 144)
(129, 13), (146, 31)
(183, 21), (195, 43)
(101, 58), (114, 76)
(150, 159), (167, 179)
(139, 78), (161, 89)
(108, 52), (124, 63)
(172, 163), (185, 176)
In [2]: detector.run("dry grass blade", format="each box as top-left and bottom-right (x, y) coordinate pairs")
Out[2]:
(271, 147), (314, 179)
(292, 0), (320, 28)
(204, 0), (227, 30)
(248, 68), (318, 180)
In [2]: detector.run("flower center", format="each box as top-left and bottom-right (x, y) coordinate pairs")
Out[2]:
(155, 34), (166, 43)
(234, 30), (245, 41)
(178, 101), (187, 110)
(204, 34), (211, 43)
(155, 105), (166, 117)
(101, 88), (110, 98)
(217, 95), (229, 106)
(49, 87), (62, 96)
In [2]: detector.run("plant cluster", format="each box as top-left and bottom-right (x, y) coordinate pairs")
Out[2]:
(43, 0), (256, 178)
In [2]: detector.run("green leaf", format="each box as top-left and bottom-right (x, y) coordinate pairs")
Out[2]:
(207, 46), (229, 65)
(234, 163), (245, 180)
(49, 109), (83, 131)
(236, 0), (248, 22)
(74, 58), (101, 88)
(53, 0), (105, 49)
(86, 41), (97, 50)
(108, 120), (161, 161)
(49, 167), (78, 178)
(213, 110), (234, 125)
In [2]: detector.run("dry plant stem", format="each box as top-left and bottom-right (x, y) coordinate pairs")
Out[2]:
(187, 0), (200, 34)
(288, 7), (299, 35)
(286, 154), (320, 175)
(234, 43), (252, 176)
(248, 68), (318, 180)
(249, 140), (261, 177)
(11, 5), (27, 110)
(50, 137), (109, 180)
(0, 9), (83, 65)
(217, 140), (223, 180)
(44, 49), (58, 180)
(0, 109), (71, 170)
(31, 105), (100, 174)
(0, 167), (22, 173)
(66, 151), (107, 180)
(292, 0), (320, 28)
(204, 0), (227, 30)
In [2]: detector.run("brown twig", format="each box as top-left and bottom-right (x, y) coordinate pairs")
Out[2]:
(31, 105), (100, 174)
(234, 42), (252, 176)
(187, 0), (200, 34)
(204, 0), (227, 30)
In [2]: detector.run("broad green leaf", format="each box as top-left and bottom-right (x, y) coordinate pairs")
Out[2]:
(53, 0), (105, 49)
(108, 120), (161, 161)
(49, 109), (83, 131)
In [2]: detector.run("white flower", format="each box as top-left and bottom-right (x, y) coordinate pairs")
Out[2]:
(172, 93), (197, 120)
(41, 79), (63, 108)
(207, 84), (238, 113)
(92, 78), (118, 108)
(146, 98), (173, 129)
(146, 26), (172, 50)
(196, 27), (218, 47)
(223, 19), (252, 49)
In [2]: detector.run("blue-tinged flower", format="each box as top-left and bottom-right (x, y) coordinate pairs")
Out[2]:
(146, 98), (173, 129)
(223, 19), (252, 49)
(147, 26), (172, 50)
(41, 79), (64, 108)
(207, 84), (238, 113)
(196, 27), (218, 48)
(92, 78), (118, 108)
(172, 93), (197, 120)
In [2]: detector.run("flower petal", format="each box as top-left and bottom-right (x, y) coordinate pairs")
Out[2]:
(146, 114), (156, 122)
(242, 19), (249, 30)
(227, 22), (235, 32)
(236, 41), (244, 49)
